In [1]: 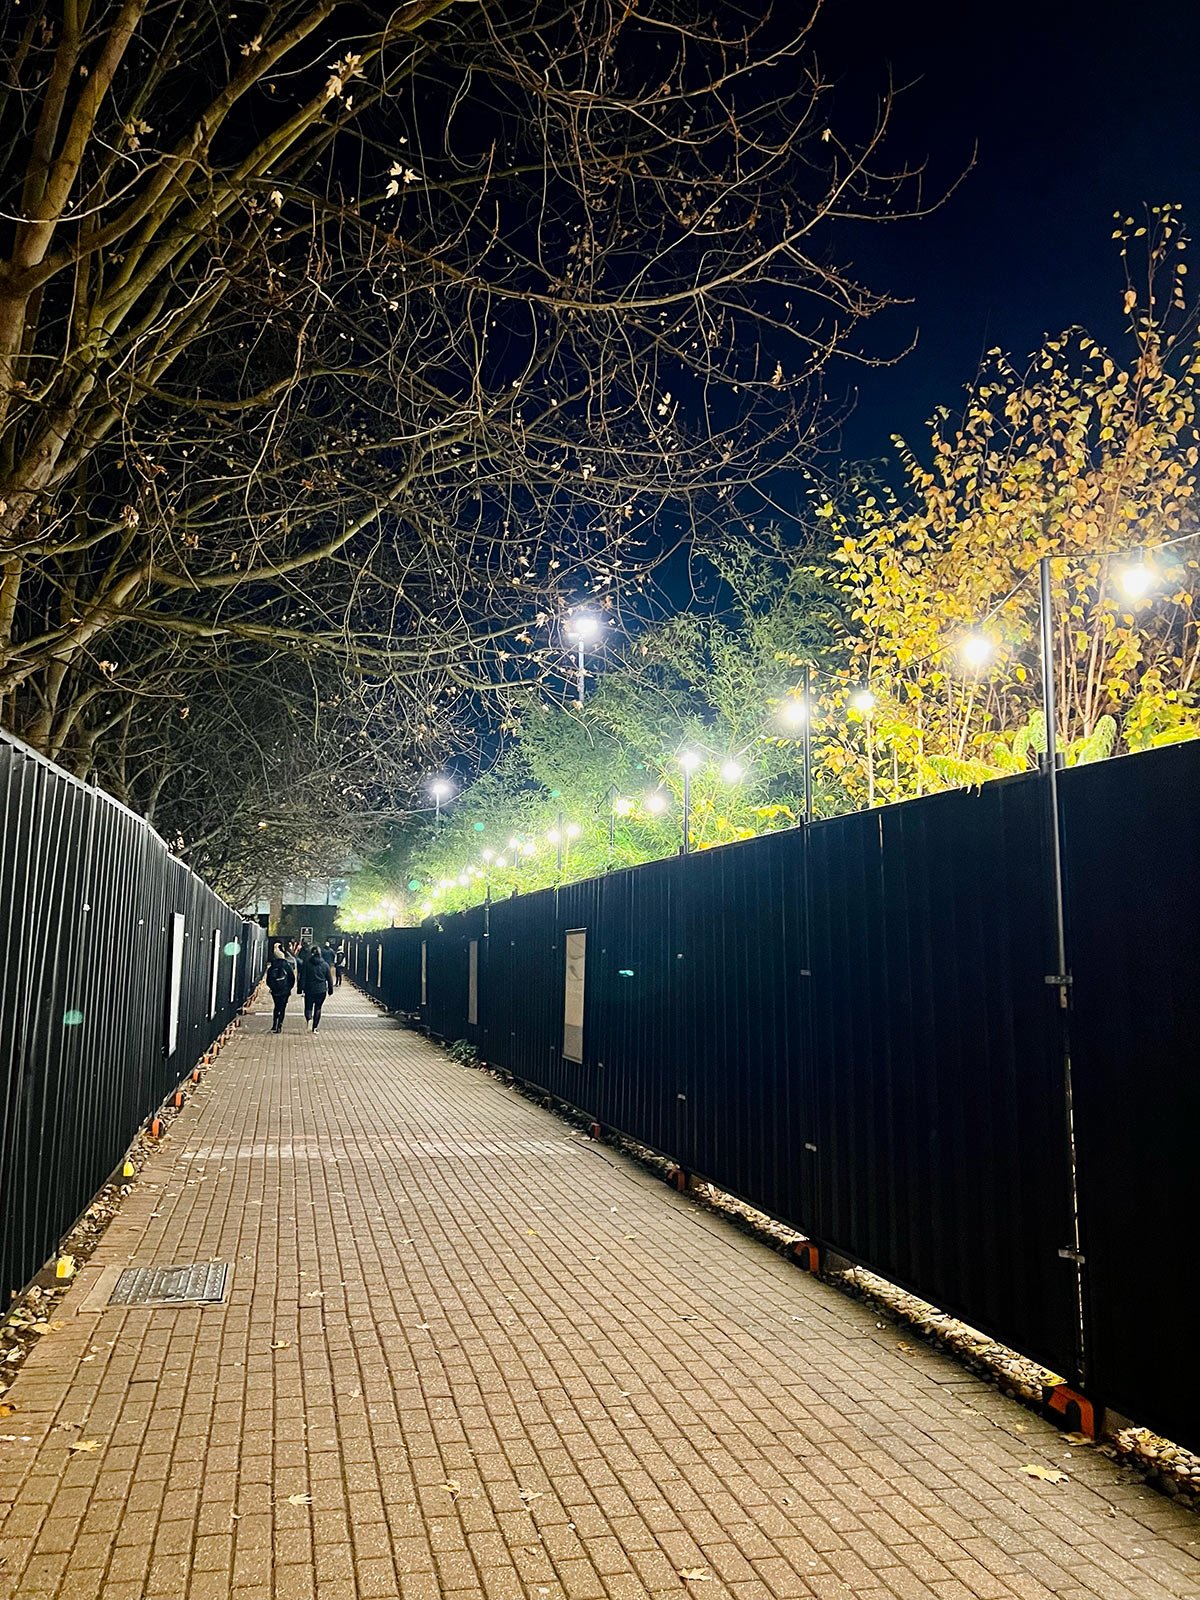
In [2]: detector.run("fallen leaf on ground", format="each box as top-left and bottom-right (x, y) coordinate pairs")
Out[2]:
(1020, 1464), (1068, 1484)
(271, 1341), (290, 1350)
(68, 1439), (101, 1454)
(284, 1492), (312, 1505)
(519, 1489), (543, 1503)
(679, 1568), (713, 1582)
(0, 1404), (14, 1419)
(1062, 1431), (1094, 1445)
(896, 1340), (914, 1353)
(440, 1479), (462, 1499)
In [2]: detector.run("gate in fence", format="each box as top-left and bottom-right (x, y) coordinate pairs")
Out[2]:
(351, 739), (1199, 1455)
(0, 728), (266, 1307)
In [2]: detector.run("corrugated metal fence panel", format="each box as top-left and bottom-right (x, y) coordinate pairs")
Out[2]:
(350, 928), (423, 1013)
(0, 730), (264, 1307)
(418, 907), (485, 1044)
(480, 890), (559, 1083)
(586, 857), (683, 1159)
(808, 778), (1077, 1375)
(674, 831), (813, 1228)
(1062, 741), (1200, 1451)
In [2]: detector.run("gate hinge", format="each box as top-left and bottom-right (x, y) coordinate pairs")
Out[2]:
(1057, 1246), (1086, 1264)
(1043, 973), (1072, 988)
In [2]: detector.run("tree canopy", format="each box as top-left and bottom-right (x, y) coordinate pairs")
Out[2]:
(1, 0), (925, 900)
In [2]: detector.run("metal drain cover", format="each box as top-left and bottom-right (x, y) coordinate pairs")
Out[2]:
(108, 1262), (230, 1307)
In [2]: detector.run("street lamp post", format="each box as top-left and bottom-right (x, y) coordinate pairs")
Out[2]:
(429, 776), (452, 828)
(566, 613), (601, 706)
(851, 688), (877, 807)
(802, 665), (813, 825)
(678, 750), (701, 854)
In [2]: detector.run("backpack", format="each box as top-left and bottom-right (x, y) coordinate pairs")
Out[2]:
(267, 959), (291, 996)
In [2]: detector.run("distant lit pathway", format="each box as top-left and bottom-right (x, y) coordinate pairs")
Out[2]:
(1, 987), (1197, 1600)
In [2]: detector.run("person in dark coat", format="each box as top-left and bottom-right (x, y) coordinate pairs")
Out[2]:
(266, 942), (296, 1033)
(301, 944), (335, 1032)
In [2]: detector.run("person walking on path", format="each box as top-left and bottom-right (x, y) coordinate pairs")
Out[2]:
(301, 943), (335, 1032)
(265, 942), (296, 1033)
(333, 943), (347, 987)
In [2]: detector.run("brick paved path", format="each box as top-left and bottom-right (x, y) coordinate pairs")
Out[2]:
(1, 991), (1198, 1600)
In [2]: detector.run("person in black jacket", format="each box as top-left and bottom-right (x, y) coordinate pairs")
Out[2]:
(266, 943), (296, 1033)
(301, 944), (335, 1032)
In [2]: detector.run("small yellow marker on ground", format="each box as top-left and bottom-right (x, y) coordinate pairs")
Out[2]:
(56, 1256), (75, 1280)
(122, 1160), (135, 1179)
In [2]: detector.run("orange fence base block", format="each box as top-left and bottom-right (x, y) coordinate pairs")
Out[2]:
(1043, 1382), (1101, 1439)
(173, 1090), (184, 1110)
(790, 1240), (823, 1274)
(589, 1122), (603, 1141)
(191, 1068), (201, 1084)
(149, 1117), (162, 1140)
(666, 1165), (689, 1193)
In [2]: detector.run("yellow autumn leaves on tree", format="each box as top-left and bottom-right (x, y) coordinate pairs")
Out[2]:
(820, 208), (1200, 804)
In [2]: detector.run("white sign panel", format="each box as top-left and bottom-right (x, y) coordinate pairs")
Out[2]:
(167, 913), (186, 1057)
(562, 929), (586, 1063)
(210, 927), (221, 1018)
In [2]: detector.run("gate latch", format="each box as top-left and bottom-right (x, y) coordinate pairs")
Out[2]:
(1057, 1246), (1086, 1264)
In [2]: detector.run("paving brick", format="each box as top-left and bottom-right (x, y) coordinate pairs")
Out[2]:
(0, 996), (1196, 1600)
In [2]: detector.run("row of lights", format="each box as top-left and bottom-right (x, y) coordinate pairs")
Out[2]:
(411, 554), (1169, 908)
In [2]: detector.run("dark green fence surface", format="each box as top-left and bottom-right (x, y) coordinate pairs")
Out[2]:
(352, 740), (1199, 1454)
(0, 729), (266, 1306)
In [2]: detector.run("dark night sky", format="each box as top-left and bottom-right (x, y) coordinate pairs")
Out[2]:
(809, 0), (1200, 463)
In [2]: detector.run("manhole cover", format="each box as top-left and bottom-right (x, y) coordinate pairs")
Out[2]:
(108, 1262), (230, 1307)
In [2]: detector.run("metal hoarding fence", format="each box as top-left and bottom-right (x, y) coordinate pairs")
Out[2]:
(0, 728), (266, 1307)
(403, 740), (1199, 1454)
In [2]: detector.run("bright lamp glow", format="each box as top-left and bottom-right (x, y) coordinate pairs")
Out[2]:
(566, 822), (581, 838)
(644, 791), (668, 814)
(720, 759), (744, 783)
(481, 848), (494, 862)
(851, 689), (876, 714)
(520, 840), (535, 856)
(613, 795), (633, 816)
(961, 633), (993, 669)
(438, 877), (451, 889)
(429, 777), (452, 800)
(678, 749), (702, 772)
(547, 828), (561, 844)
(780, 696), (807, 727)
(507, 837), (520, 851)
(457, 873), (469, 887)
(495, 856), (509, 869)
(1118, 562), (1153, 599)
(420, 900), (433, 915)
(568, 612), (601, 642)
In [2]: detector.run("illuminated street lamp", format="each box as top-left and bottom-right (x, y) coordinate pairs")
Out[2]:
(644, 789), (668, 815)
(678, 750), (701, 855)
(960, 633), (994, 671)
(1117, 559), (1154, 600)
(779, 664), (814, 824)
(720, 758), (744, 784)
(429, 776), (453, 827)
(565, 611), (602, 705)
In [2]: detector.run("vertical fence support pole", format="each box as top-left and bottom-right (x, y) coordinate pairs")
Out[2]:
(802, 664), (813, 827)
(1039, 553), (1087, 1388)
